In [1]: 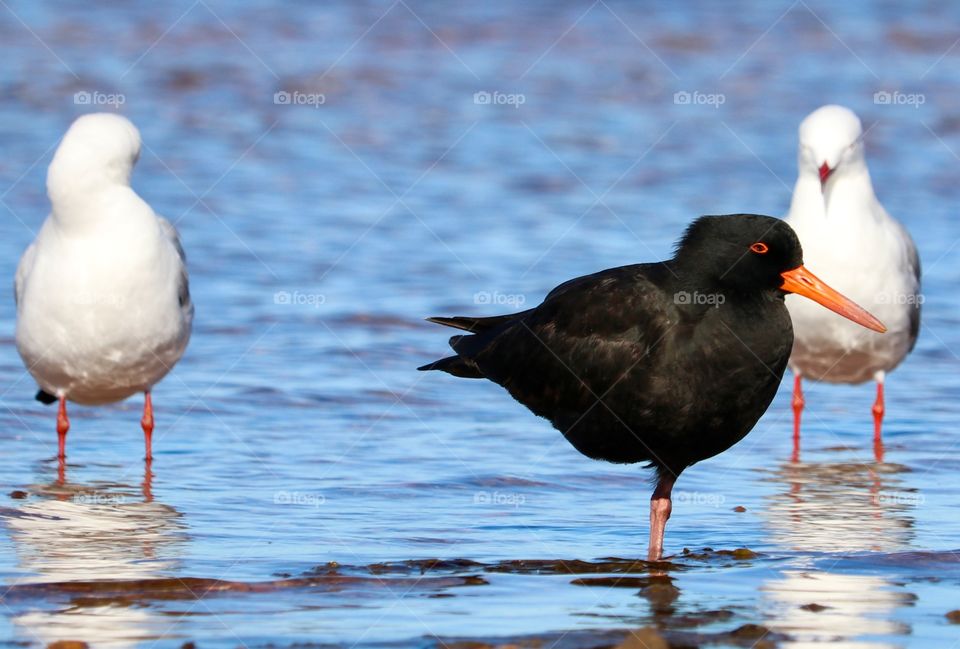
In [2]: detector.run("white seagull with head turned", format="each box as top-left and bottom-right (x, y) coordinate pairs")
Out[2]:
(14, 113), (193, 464)
(784, 104), (920, 458)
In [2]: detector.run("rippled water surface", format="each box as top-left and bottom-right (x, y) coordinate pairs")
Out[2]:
(0, 1), (959, 647)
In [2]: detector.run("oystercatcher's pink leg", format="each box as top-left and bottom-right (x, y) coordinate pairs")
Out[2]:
(791, 374), (804, 462)
(648, 474), (676, 561)
(56, 396), (69, 459)
(141, 391), (154, 461)
(872, 373), (885, 462)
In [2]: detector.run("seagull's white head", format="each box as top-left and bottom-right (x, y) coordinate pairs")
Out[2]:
(47, 113), (142, 208)
(797, 105), (867, 197)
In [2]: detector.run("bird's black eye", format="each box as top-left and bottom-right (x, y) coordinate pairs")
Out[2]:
(750, 242), (769, 254)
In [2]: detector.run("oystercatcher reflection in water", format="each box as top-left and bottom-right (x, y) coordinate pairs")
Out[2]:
(420, 214), (885, 560)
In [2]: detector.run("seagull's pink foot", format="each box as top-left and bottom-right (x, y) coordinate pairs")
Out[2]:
(141, 392), (154, 461)
(56, 396), (69, 459)
(872, 381), (885, 462)
(872, 381), (884, 436)
(647, 474), (676, 562)
(791, 374), (804, 462)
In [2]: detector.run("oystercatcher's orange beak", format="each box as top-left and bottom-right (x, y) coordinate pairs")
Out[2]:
(781, 265), (886, 333)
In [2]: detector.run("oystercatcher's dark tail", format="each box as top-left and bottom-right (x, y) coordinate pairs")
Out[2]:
(424, 313), (523, 333)
(417, 353), (481, 378)
(418, 313), (525, 378)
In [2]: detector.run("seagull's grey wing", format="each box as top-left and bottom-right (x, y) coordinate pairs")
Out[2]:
(13, 241), (37, 308)
(158, 217), (193, 321)
(900, 223), (921, 353)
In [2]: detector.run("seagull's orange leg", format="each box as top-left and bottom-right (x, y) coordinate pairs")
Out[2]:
(56, 396), (69, 459)
(791, 374), (804, 462)
(141, 391), (154, 461)
(872, 376), (885, 462)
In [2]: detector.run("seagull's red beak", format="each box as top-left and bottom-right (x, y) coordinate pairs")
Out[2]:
(781, 265), (886, 333)
(818, 162), (832, 189)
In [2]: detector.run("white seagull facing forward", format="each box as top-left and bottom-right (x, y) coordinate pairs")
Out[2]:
(784, 105), (920, 455)
(14, 113), (193, 461)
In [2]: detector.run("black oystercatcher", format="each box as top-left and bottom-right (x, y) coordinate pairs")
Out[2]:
(419, 214), (885, 560)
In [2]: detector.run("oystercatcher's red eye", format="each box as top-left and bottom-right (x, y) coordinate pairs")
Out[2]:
(750, 242), (769, 254)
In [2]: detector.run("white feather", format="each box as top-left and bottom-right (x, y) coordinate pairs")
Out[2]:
(785, 105), (920, 384)
(14, 113), (193, 405)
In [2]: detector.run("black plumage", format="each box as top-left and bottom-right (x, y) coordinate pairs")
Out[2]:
(420, 214), (884, 559)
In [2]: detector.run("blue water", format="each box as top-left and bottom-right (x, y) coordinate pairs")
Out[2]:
(0, 1), (959, 647)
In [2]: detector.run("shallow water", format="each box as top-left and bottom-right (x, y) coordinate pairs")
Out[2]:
(0, 1), (959, 647)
